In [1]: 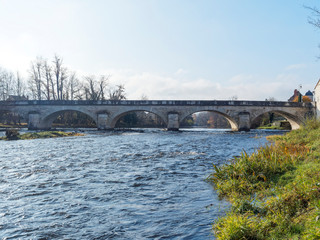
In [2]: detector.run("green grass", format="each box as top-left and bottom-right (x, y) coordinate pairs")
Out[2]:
(208, 118), (320, 239)
(0, 123), (27, 128)
(257, 125), (286, 130)
(0, 130), (84, 140)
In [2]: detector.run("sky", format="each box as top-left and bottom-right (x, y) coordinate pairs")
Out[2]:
(0, 0), (319, 101)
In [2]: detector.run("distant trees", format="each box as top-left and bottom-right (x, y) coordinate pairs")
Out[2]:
(108, 84), (126, 100)
(193, 112), (230, 128)
(180, 115), (194, 127)
(302, 95), (312, 102)
(229, 95), (238, 100)
(29, 57), (44, 100)
(28, 55), (71, 100)
(265, 97), (276, 101)
(291, 95), (311, 103)
(115, 111), (166, 128)
(82, 75), (126, 101)
(0, 68), (26, 100)
(52, 111), (96, 128)
(83, 75), (109, 101)
(0, 54), (130, 127)
(12, 54), (127, 101)
(66, 72), (82, 100)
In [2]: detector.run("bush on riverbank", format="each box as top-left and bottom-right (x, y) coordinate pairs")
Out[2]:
(209, 118), (320, 239)
(0, 131), (84, 140)
(5, 128), (20, 140)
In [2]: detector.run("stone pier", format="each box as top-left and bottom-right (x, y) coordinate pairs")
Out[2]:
(0, 100), (313, 131)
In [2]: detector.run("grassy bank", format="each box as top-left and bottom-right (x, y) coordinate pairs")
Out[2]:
(0, 123), (27, 128)
(208, 119), (320, 239)
(0, 130), (84, 140)
(257, 125), (286, 130)
(257, 120), (291, 130)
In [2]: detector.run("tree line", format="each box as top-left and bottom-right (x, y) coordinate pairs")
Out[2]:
(0, 55), (126, 101)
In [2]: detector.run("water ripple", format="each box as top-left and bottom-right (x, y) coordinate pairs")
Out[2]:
(0, 129), (279, 239)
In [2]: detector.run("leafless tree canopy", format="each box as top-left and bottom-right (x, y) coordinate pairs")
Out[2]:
(108, 84), (126, 100)
(83, 75), (109, 101)
(0, 54), (127, 101)
(0, 68), (26, 100)
(307, 6), (320, 29)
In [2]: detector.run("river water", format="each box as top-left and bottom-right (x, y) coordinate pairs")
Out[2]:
(0, 128), (281, 239)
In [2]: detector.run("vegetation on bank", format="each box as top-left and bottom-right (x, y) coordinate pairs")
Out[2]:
(0, 123), (28, 128)
(208, 119), (320, 239)
(0, 129), (84, 140)
(257, 124), (286, 130)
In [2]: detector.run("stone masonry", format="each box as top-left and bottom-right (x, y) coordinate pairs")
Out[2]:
(0, 100), (315, 131)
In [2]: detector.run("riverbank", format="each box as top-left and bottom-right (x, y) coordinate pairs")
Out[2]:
(209, 119), (320, 239)
(257, 120), (291, 130)
(0, 123), (27, 128)
(0, 130), (84, 140)
(257, 125), (286, 130)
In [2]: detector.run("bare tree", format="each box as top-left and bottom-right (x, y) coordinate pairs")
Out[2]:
(0, 69), (7, 100)
(141, 94), (149, 100)
(229, 95), (238, 100)
(25, 55), (127, 101)
(52, 55), (68, 100)
(307, 6), (320, 29)
(28, 55), (69, 100)
(2, 71), (14, 100)
(42, 59), (54, 100)
(109, 84), (126, 100)
(64, 72), (82, 100)
(14, 72), (25, 97)
(83, 75), (109, 100)
(0, 67), (27, 100)
(29, 57), (43, 100)
(98, 75), (109, 100)
(84, 76), (98, 100)
(265, 97), (276, 101)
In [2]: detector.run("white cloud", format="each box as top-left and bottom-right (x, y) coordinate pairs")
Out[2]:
(285, 64), (307, 71)
(228, 74), (254, 84)
(93, 69), (302, 101)
(0, 53), (308, 102)
(175, 68), (188, 75)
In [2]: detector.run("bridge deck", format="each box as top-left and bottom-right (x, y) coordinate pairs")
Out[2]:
(0, 100), (314, 107)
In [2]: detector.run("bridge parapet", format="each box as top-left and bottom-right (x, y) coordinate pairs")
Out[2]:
(0, 100), (315, 131)
(0, 100), (314, 107)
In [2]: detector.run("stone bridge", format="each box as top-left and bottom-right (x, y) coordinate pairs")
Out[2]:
(0, 100), (315, 131)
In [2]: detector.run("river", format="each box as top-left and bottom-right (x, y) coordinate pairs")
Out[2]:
(0, 128), (281, 239)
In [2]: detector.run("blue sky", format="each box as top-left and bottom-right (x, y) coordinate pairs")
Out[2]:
(0, 0), (319, 100)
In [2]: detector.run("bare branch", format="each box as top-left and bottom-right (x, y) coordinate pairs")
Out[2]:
(306, 6), (320, 29)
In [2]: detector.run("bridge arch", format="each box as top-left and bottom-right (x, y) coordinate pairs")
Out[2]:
(41, 109), (97, 129)
(179, 110), (238, 131)
(250, 110), (304, 130)
(110, 110), (167, 128)
(3, 100), (313, 131)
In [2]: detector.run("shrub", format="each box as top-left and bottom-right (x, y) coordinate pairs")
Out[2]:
(5, 128), (19, 140)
